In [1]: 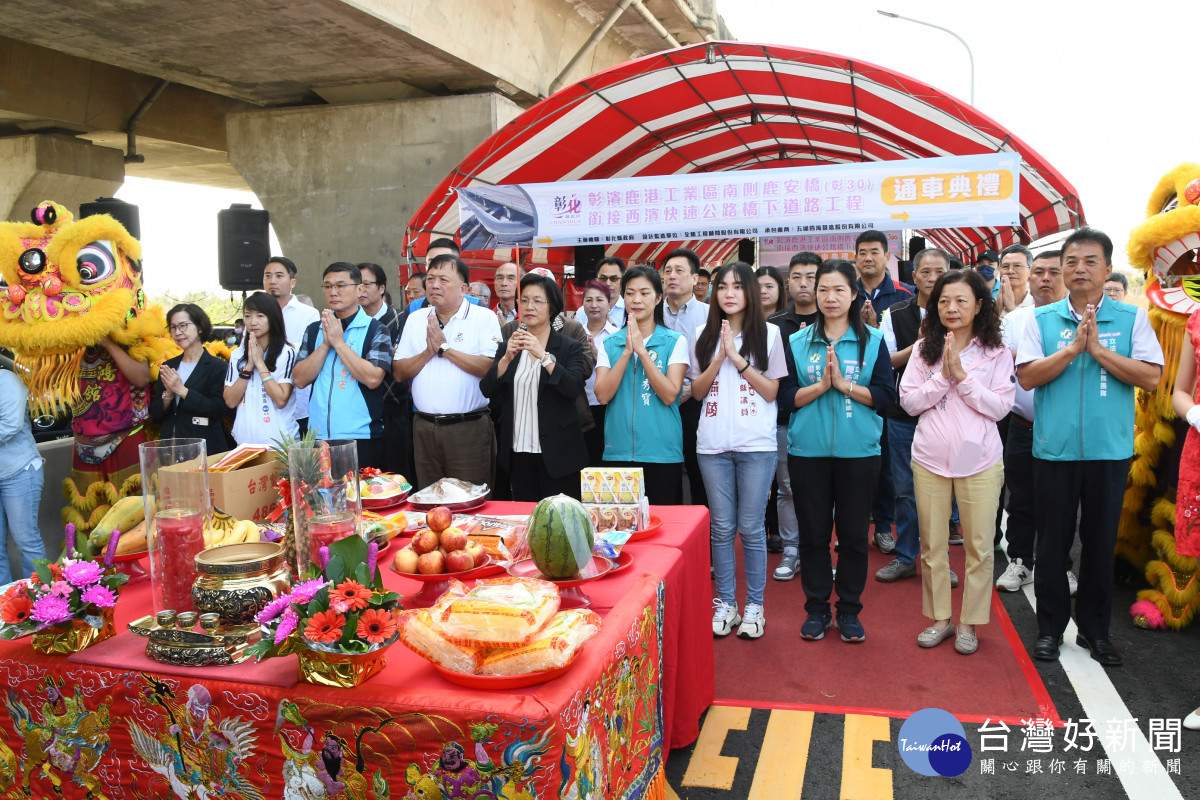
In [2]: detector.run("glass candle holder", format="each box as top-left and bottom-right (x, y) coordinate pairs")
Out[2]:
(288, 439), (362, 575)
(140, 438), (210, 614)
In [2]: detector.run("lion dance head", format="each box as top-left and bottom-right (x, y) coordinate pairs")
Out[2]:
(0, 200), (170, 413)
(1128, 163), (1200, 317)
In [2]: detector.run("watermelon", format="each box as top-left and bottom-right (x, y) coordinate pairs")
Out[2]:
(527, 494), (595, 579)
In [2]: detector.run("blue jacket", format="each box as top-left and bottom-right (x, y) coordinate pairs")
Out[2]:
(859, 272), (913, 315)
(303, 309), (387, 440)
(780, 324), (895, 459)
(0, 370), (40, 481)
(1031, 298), (1139, 461)
(601, 325), (684, 463)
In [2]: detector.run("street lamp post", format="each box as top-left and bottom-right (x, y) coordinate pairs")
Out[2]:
(877, 10), (974, 105)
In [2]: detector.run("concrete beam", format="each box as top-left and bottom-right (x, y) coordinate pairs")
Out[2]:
(227, 93), (522, 299)
(0, 135), (125, 223)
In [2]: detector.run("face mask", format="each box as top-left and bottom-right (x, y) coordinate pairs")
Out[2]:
(976, 264), (996, 281)
(226, 336), (238, 345)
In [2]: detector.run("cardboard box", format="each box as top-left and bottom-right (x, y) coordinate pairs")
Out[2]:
(160, 450), (281, 523)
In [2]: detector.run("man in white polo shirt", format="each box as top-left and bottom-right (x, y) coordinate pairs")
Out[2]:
(263, 256), (320, 436)
(394, 254), (502, 491)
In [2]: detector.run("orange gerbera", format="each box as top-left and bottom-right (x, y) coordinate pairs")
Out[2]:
(331, 580), (372, 612)
(1, 594), (33, 625)
(303, 609), (346, 644)
(356, 608), (398, 644)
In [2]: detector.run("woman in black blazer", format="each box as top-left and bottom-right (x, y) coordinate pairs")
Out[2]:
(481, 272), (587, 501)
(151, 303), (233, 458)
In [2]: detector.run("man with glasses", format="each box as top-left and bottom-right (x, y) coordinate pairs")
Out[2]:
(359, 263), (413, 478)
(493, 262), (522, 324)
(574, 257), (627, 327)
(293, 262), (392, 469)
(394, 254), (502, 491)
(469, 281), (492, 305)
(998, 244), (1035, 315)
(264, 256), (320, 435)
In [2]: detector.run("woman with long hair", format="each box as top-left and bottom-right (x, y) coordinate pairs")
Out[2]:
(223, 291), (298, 445)
(580, 278), (620, 465)
(756, 266), (787, 316)
(900, 270), (1013, 655)
(780, 260), (895, 643)
(481, 273), (588, 500)
(594, 265), (689, 504)
(152, 303), (233, 456)
(690, 262), (788, 639)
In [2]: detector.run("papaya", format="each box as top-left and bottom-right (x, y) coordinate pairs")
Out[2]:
(88, 495), (147, 550)
(526, 494), (595, 579)
(115, 519), (148, 555)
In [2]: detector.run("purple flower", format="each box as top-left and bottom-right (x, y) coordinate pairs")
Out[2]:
(49, 581), (73, 598)
(256, 594), (292, 624)
(103, 529), (121, 568)
(81, 585), (117, 609)
(63, 561), (104, 588)
(274, 607), (299, 645)
(367, 542), (378, 580)
(289, 578), (327, 606)
(31, 594), (72, 624)
(318, 546), (330, 569)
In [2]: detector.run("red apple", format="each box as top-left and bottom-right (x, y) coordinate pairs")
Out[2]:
(439, 526), (468, 553)
(411, 529), (440, 555)
(426, 506), (453, 533)
(445, 549), (475, 573)
(392, 546), (420, 574)
(464, 541), (488, 567)
(417, 551), (446, 575)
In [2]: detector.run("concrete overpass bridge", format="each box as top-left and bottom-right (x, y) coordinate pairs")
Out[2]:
(0, 0), (730, 295)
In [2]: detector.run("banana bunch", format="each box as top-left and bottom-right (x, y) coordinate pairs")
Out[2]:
(203, 508), (262, 548)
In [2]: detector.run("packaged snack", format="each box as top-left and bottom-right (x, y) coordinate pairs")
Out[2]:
(477, 609), (602, 676)
(362, 511), (407, 544)
(454, 515), (527, 561)
(434, 577), (560, 647)
(396, 608), (486, 674)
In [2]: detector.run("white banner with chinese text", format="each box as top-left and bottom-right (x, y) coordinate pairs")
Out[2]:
(455, 154), (1019, 250)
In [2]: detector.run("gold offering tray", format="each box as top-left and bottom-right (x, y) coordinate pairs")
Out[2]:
(128, 616), (260, 666)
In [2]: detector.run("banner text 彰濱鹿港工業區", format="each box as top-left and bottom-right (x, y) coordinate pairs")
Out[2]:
(454, 153), (1021, 249)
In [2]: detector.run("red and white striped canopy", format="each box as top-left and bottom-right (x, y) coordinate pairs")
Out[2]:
(405, 41), (1084, 271)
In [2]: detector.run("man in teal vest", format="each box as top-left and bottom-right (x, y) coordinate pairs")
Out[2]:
(294, 262), (392, 470)
(1016, 227), (1163, 666)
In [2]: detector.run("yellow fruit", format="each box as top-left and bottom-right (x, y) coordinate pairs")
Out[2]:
(89, 496), (146, 550)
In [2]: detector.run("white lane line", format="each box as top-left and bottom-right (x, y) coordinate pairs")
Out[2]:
(1020, 581), (1183, 799)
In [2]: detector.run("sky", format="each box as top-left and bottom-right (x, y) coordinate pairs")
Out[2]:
(121, 0), (1196, 296)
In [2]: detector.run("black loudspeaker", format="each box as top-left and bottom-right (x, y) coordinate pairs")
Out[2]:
(218, 205), (270, 292)
(573, 244), (606, 287)
(738, 238), (756, 266)
(80, 197), (140, 240)
(908, 235), (926, 258)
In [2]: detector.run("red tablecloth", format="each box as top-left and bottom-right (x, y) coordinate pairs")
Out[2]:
(0, 502), (713, 799)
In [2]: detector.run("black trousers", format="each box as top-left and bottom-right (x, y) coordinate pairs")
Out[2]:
(679, 398), (708, 506)
(382, 406), (414, 480)
(509, 452), (582, 502)
(993, 414), (1010, 545)
(1003, 417), (1036, 563)
(603, 460), (683, 506)
(354, 438), (386, 472)
(1033, 458), (1127, 640)
(789, 455), (880, 616)
(583, 404), (607, 467)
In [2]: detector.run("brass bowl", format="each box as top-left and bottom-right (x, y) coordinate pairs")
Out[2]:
(192, 542), (291, 632)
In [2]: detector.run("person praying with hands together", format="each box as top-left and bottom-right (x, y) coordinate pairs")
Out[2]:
(224, 292), (298, 445)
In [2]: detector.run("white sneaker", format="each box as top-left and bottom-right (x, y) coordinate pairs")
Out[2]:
(737, 603), (765, 639)
(996, 558), (1032, 592)
(1067, 571), (1078, 597)
(712, 600), (741, 637)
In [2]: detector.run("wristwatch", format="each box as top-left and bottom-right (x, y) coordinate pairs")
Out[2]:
(437, 343), (450, 358)
(541, 352), (556, 367)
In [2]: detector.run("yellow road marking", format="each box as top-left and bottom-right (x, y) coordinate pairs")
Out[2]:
(681, 705), (752, 789)
(841, 714), (893, 800)
(747, 709), (814, 799)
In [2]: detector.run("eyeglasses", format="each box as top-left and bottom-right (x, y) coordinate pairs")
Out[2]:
(598, 274), (621, 283)
(361, 281), (379, 287)
(168, 322), (195, 333)
(322, 282), (360, 291)
(519, 297), (548, 307)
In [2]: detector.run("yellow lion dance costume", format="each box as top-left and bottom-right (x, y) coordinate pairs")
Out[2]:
(0, 201), (174, 533)
(1119, 164), (1200, 629)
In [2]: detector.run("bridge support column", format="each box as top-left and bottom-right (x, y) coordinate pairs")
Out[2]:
(0, 135), (125, 223)
(227, 93), (522, 299)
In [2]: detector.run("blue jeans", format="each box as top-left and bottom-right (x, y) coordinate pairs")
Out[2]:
(888, 418), (920, 565)
(0, 464), (46, 584)
(700, 450), (777, 607)
(775, 425), (799, 555)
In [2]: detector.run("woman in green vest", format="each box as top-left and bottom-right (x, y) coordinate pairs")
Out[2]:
(594, 266), (689, 504)
(781, 260), (895, 644)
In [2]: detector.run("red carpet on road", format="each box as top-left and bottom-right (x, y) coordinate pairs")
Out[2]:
(711, 536), (1061, 725)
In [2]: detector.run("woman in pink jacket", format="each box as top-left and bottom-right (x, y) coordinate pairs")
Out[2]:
(900, 270), (1015, 655)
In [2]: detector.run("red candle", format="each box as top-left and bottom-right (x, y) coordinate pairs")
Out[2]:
(152, 508), (205, 613)
(307, 512), (357, 565)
